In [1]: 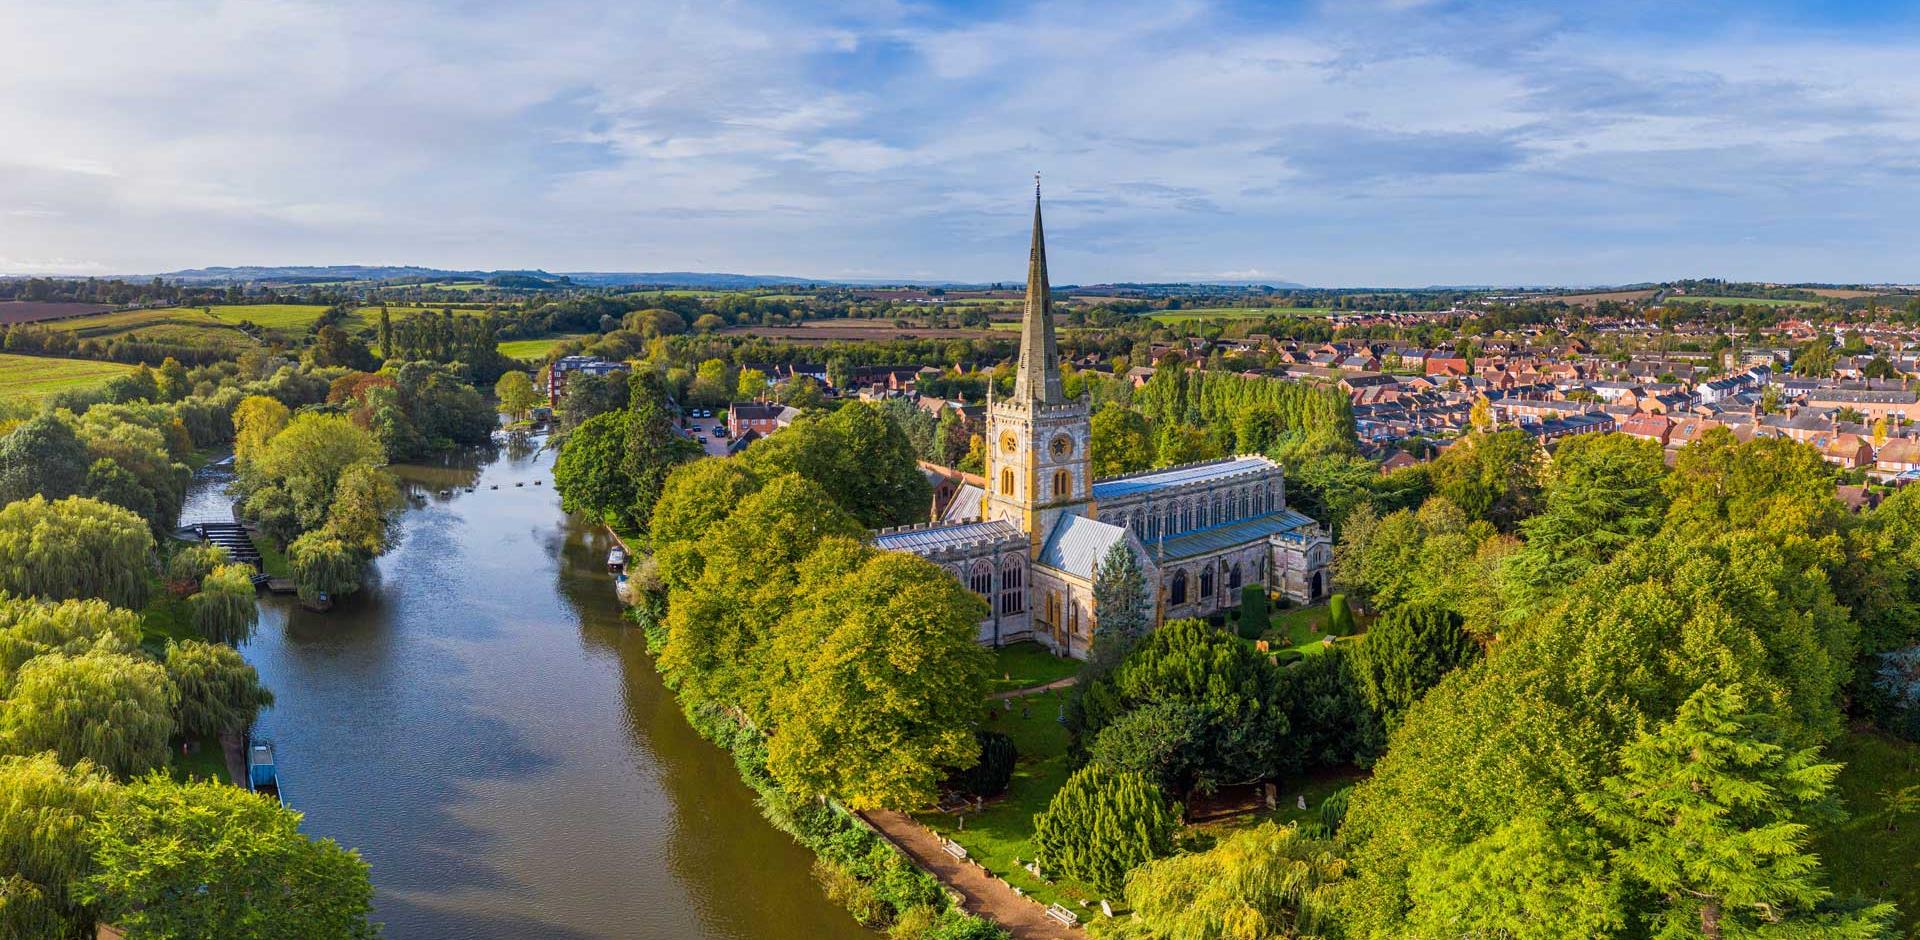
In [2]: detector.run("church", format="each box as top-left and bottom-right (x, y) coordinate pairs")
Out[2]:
(873, 183), (1333, 658)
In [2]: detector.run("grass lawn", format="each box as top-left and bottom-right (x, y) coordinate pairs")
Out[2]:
(255, 539), (292, 580)
(1148, 307), (1334, 324)
(1254, 603), (1364, 657)
(1814, 730), (1920, 932)
(989, 641), (1080, 693)
(169, 733), (231, 784)
(917, 689), (1106, 909)
(0, 353), (137, 399)
(499, 334), (590, 359)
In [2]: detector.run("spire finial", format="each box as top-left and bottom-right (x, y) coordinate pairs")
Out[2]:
(1035, 172), (1041, 198)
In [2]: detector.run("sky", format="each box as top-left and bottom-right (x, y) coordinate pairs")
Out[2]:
(3, 0), (1920, 287)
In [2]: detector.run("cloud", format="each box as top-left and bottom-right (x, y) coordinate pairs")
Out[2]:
(0, 0), (1916, 284)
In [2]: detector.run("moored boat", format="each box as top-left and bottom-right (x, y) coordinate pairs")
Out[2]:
(248, 740), (284, 805)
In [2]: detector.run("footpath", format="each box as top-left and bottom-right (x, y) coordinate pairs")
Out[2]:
(860, 809), (1088, 940)
(987, 676), (1077, 701)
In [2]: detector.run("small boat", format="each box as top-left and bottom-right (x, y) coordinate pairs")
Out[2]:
(615, 572), (635, 604)
(248, 740), (284, 805)
(607, 547), (628, 574)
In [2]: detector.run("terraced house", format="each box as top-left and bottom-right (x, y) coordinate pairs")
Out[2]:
(873, 184), (1332, 657)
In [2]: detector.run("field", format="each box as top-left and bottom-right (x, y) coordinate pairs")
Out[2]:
(1808, 288), (1896, 300)
(0, 353), (137, 398)
(198, 303), (335, 328)
(1814, 731), (1920, 932)
(0, 301), (117, 324)
(1663, 295), (1820, 307)
(723, 320), (1005, 344)
(1544, 289), (1660, 306)
(1147, 307), (1333, 324)
(498, 334), (590, 359)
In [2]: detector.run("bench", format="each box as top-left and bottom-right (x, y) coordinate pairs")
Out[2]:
(1045, 904), (1080, 927)
(940, 838), (968, 860)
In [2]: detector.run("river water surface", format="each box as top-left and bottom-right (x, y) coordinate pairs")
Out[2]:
(180, 438), (867, 940)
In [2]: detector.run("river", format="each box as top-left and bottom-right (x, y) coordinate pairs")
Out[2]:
(179, 437), (868, 940)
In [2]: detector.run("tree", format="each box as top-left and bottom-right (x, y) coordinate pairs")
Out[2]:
(0, 753), (121, 938)
(766, 549), (990, 809)
(80, 775), (378, 939)
(84, 456), (159, 533)
(0, 413), (89, 505)
(1107, 822), (1346, 940)
(494, 370), (539, 421)
(1087, 540), (1150, 677)
(744, 401), (931, 528)
(622, 370), (704, 531)
(689, 358), (733, 406)
(1350, 604), (1478, 727)
(1087, 701), (1207, 795)
(1872, 416), (1889, 450)
(323, 463), (401, 557)
(288, 533), (360, 604)
(1092, 403), (1154, 478)
(1238, 585), (1268, 640)
(1032, 764), (1178, 895)
(1582, 683), (1893, 940)
(377, 305), (393, 360)
(0, 495), (154, 610)
(946, 730), (1017, 798)
(1427, 428), (1542, 530)
(3, 651), (176, 778)
(552, 409), (637, 527)
(231, 395), (290, 470)
(0, 594), (142, 691)
(240, 413), (384, 544)
(191, 562), (261, 645)
(155, 356), (191, 402)
(1273, 645), (1384, 773)
(736, 367), (769, 402)
(165, 640), (274, 739)
(1505, 432), (1669, 609)
(649, 458), (764, 591)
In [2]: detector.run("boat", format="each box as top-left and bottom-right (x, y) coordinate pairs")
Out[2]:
(615, 572), (635, 604)
(607, 546), (628, 574)
(247, 740), (284, 805)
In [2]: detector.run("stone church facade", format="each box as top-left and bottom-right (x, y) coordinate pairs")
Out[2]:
(873, 183), (1332, 658)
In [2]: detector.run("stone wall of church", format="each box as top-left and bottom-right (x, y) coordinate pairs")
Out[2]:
(1154, 541), (1275, 622)
(1271, 534), (1333, 604)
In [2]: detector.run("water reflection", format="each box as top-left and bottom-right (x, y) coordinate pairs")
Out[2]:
(190, 438), (867, 940)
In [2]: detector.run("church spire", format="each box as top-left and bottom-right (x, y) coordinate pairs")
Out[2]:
(1013, 174), (1066, 404)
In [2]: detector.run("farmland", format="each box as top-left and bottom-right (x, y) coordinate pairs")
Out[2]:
(1662, 295), (1820, 308)
(498, 334), (590, 359)
(40, 307), (259, 349)
(0, 301), (117, 325)
(0, 353), (137, 399)
(1147, 306), (1334, 324)
(722, 319), (1006, 344)
(199, 303), (339, 329)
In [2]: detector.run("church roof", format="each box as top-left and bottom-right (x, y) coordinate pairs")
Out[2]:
(872, 519), (1023, 554)
(1091, 456), (1278, 500)
(1036, 514), (1132, 580)
(1158, 509), (1319, 560)
(940, 483), (984, 524)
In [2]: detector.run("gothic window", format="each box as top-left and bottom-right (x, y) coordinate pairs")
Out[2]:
(1182, 503), (1194, 531)
(969, 563), (993, 598)
(1213, 494), (1225, 523)
(1228, 563), (1242, 590)
(1146, 514), (1160, 541)
(1001, 467), (1015, 495)
(1198, 499), (1209, 529)
(1200, 566), (1214, 598)
(1239, 489), (1251, 518)
(1170, 570), (1188, 605)
(1000, 562), (1024, 614)
(1163, 506), (1176, 536)
(1053, 469), (1071, 499)
(1045, 591), (1061, 626)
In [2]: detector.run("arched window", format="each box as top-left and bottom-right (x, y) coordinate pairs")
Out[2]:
(1146, 514), (1160, 541)
(1228, 564), (1242, 590)
(969, 563), (992, 598)
(1000, 562), (1024, 614)
(1001, 467), (1015, 495)
(1198, 499), (1209, 529)
(1170, 570), (1188, 605)
(1182, 503), (1194, 531)
(1045, 591), (1061, 626)
(1239, 490), (1251, 519)
(1164, 506), (1177, 536)
(1200, 566), (1214, 598)
(1053, 469), (1071, 499)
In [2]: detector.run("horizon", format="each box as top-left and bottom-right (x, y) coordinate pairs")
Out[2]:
(6, 1), (1920, 286)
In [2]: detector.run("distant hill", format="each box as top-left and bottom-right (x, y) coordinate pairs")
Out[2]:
(155, 266), (823, 290)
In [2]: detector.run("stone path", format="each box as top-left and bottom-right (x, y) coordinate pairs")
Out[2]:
(987, 676), (1077, 701)
(860, 809), (1088, 940)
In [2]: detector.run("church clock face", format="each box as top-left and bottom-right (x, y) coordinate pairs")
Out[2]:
(1049, 435), (1073, 458)
(1001, 432), (1020, 454)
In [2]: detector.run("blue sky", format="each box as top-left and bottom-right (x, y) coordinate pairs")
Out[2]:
(2, 0), (1919, 286)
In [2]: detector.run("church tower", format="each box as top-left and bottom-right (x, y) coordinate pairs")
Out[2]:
(983, 178), (1093, 548)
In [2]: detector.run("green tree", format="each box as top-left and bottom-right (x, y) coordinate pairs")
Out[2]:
(494, 370), (539, 421)
(1237, 585), (1268, 640)
(231, 394), (290, 471)
(689, 358), (733, 406)
(552, 409), (638, 527)
(155, 356), (191, 402)
(735, 367), (769, 401)
(623, 370), (705, 531)
(288, 533), (359, 604)
(1107, 822), (1346, 940)
(191, 562), (261, 645)
(1087, 540), (1150, 677)
(1349, 604), (1478, 727)
(165, 639), (274, 739)
(1092, 402), (1154, 478)
(83, 456), (159, 533)
(1505, 432), (1669, 610)
(0, 413), (89, 505)
(766, 549), (990, 809)
(0, 753), (121, 938)
(1087, 701), (1207, 795)
(80, 775), (378, 939)
(1033, 764), (1178, 896)
(0, 495), (154, 610)
(649, 458), (764, 591)
(1582, 683), (1893, 940)
(744, 401), (930, 528)
(240, 413), (384, 544)
(3, 651), (176, 777)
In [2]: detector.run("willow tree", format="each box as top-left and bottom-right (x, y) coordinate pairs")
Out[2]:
(2, 651), (177, 778)
(0, 753), (121, 938)
(165, 640), (274, 739)
(0, 495), (154, 610)
(1111, 822), (1347, 940)
(288, 533), (360, 604)
(0, 595), (142, 694)
(190, 563), (260, 646)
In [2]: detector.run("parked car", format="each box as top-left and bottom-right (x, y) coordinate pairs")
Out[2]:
(712, 427), (727, 438)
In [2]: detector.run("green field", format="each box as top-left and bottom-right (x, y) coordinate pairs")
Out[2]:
(1148, 307), (1334, 324)
(1663, 295), (1820, 308)
(199, 303), (335, 328)
(498, 334), (590, 359)
(1814, 731), (1920, 932)
(0, 353), (137, 398)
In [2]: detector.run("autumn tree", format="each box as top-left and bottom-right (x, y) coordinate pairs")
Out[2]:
(231, 394), (290, 470)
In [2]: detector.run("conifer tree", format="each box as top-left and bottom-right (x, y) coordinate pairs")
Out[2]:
(1032, 764), (1177, 895)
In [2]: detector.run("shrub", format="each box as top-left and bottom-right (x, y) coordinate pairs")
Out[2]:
(1327, 594), (1353, 635)
(1238, 585), (1268, 639)
(945, 730), (1016, 798)
(1320, 786), (1352, 834)
(1032, 764), (1178, 895)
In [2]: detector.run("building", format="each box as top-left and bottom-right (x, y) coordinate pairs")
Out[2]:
(727, 402), (800, 438)
(873, 184), (1332, 658)
(547, 355), (630, 405)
